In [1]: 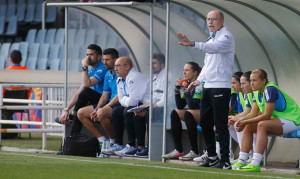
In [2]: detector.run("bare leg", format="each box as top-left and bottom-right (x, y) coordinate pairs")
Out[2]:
(175, 109), (187, 120)
(78, 105), (103, 138)
(240, 123), (257, 153)
(97, 105), (114, 139)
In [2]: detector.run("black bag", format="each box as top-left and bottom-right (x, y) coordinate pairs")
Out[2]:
(62, 134), (100, 157)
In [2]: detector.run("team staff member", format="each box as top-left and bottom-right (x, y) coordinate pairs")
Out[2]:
(111, 57), (150, 156)
(77, 48), (119, 146)
(233, 69), (300, 172)
(177, 10), (235, 169)
(59, 44), (106, 136)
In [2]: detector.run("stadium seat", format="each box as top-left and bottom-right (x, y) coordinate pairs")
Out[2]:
(67, 29), (76, 46)
(35, 29), (46, 44)
(19, 42), (29, 66)
(85, 29), (96, 45)
(16, 2), (26, 22)
(24, 3), (36, 23)
(33, 3), (42, 23)
(48, 43), (59, 66)
(10, 42), (20, 52)
(0, 43), (11, 67)
(55, 28), (64, 44)
(37, 43), (50, 70)
(75, 29), (86, 47)
(26, 43), (40, 69)
(58, 45), (65, 70)
(69, 59), (81, 72)
(69, 46), (80, 60)
(95, 27), (108, 48)
(49, 58), (60, 70)
(0, 16), (5, 35)
(26, 29), (37, 44)
(0, 5), (7, 19)
(5, 16), (18, 36)
(45, 28), (56, 44)
(6, 3), (16, 22)
(0, 0), (6, 5)
(46, 6), (57, 24)
(0, 55), (5, 69)
(8, 0), (16, 5)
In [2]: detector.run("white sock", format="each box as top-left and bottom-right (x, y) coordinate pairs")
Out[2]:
(251, 153), (263, 167)
(252, 134), (257, 153)
(98, 136), (106, 143)
(109, 138), (115, 144)
(216, 141), (221, 159)
(238, 152), (249, 165)
(236, 131), (242, 149)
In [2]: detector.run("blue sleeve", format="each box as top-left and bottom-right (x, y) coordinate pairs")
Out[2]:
(93, 65), (106, 83)
(103, 73), (111, 93)
(265, 86), (279, 103)
(230, 93), (237, 108)
(246, 96), (251, 108)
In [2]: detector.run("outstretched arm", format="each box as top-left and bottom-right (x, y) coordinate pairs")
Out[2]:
(177, 33), (195, 47)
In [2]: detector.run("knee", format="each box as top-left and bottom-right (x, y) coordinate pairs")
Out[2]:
(170, 109), (179, 121)
(97, 110), (106, 123)
(77, 108), (84, 121)
(257, 121), (267, 132)
(184, 111), (194, 121)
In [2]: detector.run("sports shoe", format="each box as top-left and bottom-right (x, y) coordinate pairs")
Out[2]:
(102, 144), (123, 155)
(179, 150), (198, 161)
(237, 163), (260, 172)
(114, 144), (136, 156)
(193, 150), (208, 163)
(124, 146), (138, 156)
(213, 160), (232, 169)
(232, 161), (246, 170)
(136, 146), (148, 158)
(198, 157), (219, 167)
(162, 149), (184, 159)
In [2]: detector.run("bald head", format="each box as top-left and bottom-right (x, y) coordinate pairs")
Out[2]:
(207, 10), (224, 34)
(115, 56), (133, 79)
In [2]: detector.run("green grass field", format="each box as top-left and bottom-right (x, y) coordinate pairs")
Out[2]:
(0, 151), (299, 179)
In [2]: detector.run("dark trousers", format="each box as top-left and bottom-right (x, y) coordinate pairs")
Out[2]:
(200, 88), (231, 162)
(70, 88), (101, 136)
(112, 105), (146, 146)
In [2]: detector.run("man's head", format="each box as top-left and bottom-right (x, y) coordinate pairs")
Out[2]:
(115, 56), (133, 79)
(86, 44), (102, 66)
(206, 10), (224, 34)
(103, 48), (119, 71)
(10, 50), (22, 65)
(152, 53), (165, 74)
(250, 69), (269, 92)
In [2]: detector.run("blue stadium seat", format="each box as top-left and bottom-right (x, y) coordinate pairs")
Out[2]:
(19, 42), (29, 66)
(85, 29), (96, 45)
(0, 43), (11, 67)
(6, 3), (16, 22)
(49, 58), (60, 70)
(33, 3), (42, 23)
(58, 45), (65, 70)
(0, 16), (5, 35)
(75, 29), (86, 47)
(26, 29), (37, 44)
(24, 3), (36, 23)
(45, 28), (56, 44)
(10, 42), (20, 52)
(8, 0), (16, 5)
(37, 43), (49, 70)
(5, 16), (18, 36)
(35, 29), (46, 43)
(0, 56), (5, 69)
(0, 5), (7, 19)
(16, 2), (26, 22)
(95, 26), (108, 48)
(48, 43), (59, 66)
(55, 28), (64, 44)
(69, 58), (81, 72)
(46, 6), (57, 24)
(67, 29), (76, 46)
(26, 43), (40, 69)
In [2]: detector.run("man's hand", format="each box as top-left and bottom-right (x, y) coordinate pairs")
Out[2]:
(90, 109), (98, 122)
(177, 33), (194, 47)
(82, 56), (89, 67)
(59, 111), (69, 124)
(134, 109), (147, 117)
(187, 80), (200, 92)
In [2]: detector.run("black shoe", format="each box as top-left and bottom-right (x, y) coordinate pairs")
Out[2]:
(213, 160), (232, 169)
(198, 157), (219, 167)
(55, 150), (64, 155)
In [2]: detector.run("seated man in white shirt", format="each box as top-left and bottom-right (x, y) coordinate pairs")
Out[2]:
(104, 56), (150, 157)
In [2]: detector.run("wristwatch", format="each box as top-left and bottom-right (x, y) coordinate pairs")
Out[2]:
(82, 66), (88, 71)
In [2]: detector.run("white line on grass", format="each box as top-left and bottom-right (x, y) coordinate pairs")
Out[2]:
(1, 152), (292, 179)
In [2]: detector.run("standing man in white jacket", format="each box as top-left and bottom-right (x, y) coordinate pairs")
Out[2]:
(177, 10), (235, 169)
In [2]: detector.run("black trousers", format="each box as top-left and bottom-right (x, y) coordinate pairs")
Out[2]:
(199, 88), (231, 162)
(70, 88), (101, 136)
(112, 105), (146, 146)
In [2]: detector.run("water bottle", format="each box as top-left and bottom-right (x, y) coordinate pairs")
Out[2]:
(98, 139), (110, 158)
(229, 147), (234, 163)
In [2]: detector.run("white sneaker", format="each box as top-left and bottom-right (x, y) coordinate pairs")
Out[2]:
(179, 150), (198, 161)
(102, 144), (123, 155)
(114, 144), (135, 156)
(193, 150), (208, 163)
(162, 149), (184, 159)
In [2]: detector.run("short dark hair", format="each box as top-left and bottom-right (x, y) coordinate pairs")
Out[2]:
(87, 44), (102, 56)
(186, 62), (202, 76)
(10, 50), (22, 64)
(232, 71), (243, 83)
(153, 53), (165, 65)
(252, 69), (269, 83)
(242, 71), (252, 83)
(103, 48), (119, 59)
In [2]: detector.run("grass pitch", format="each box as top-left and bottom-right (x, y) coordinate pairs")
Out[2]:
(0, 151), (298, 179)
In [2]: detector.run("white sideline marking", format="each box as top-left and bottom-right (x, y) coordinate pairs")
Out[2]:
(0, 152), (292, 179)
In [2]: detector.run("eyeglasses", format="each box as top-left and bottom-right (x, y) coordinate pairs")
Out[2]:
(115, 64), (128, 68)
(152, 62), (160, 65)
(206, 18), (221, 22)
